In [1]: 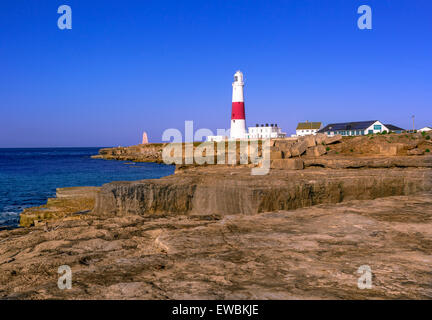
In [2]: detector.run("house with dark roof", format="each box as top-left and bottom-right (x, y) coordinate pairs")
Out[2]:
(317, 120), (402, 136)
(384, 124), (405, 133)
(295, 121), (322, 136)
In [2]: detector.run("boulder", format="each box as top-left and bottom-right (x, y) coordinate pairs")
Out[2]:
(324, 134), (343, 145)
(274, 140), (296, 149)
(379, 144), (404, 156)
(270, 159), (304, 170)
(306, 145), (327, 157)
(315, 133), (327, 145)
(270, 151), (283, 160)
(302, 135), (317, 148)
(290, 141), (308, 157)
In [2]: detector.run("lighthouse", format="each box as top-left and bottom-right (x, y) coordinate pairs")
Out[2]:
(206, 70), (287, 142)
(230, 70), (246, 139)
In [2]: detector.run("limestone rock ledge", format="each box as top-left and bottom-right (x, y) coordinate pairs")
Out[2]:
(20, 187), (100, 227)
(2, 193), (432, 299)
(93, 166), (432, 217)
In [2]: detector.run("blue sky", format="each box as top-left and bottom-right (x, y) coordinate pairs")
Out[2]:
(0, 0), (431, 147)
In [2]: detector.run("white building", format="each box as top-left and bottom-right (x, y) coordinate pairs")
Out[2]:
(318, 120), (392, 136)
(295, 121), (322, 136)
(246, 124), (286, 139)
(419, 127), (432, 133)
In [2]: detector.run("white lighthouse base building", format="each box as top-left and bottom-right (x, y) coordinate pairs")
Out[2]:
(207, 123), (286, 141)
(246, 124), (286, 139)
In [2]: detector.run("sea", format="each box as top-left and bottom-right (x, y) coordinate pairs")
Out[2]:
(0, 148), (175, 228)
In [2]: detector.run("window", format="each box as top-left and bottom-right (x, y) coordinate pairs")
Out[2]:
(234, 76), (238, 81)
(374, 125), (382, 131)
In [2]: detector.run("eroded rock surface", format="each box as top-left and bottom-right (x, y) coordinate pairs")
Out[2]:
(93, 166), (432, 217)
(2, 194), (432, 299)
(20, 187), (100, 227)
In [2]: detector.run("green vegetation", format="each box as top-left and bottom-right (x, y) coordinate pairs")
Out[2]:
(326, 147), (331, 151)
(426, 135), (431, 140)
(426, 149), (430, 153)
(382, 130), (388, 134)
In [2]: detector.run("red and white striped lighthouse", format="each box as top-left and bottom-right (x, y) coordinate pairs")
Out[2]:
(230, 70), (246, 139)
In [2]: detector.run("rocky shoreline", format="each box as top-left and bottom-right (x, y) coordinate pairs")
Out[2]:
(2, 132), (432, 299)
(92, 132), (432, 164)
(2, 193), (432, 299)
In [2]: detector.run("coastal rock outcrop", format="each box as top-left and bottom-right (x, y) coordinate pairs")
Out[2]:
(303, 155), (432, 169)
(93, 132), (431, 164)
(93, 164), (432, 217)
(92, 144), (167, 162)
(20, 187), (100, 227)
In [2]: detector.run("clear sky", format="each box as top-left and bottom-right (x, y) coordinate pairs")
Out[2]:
(0, 0), (431, 147)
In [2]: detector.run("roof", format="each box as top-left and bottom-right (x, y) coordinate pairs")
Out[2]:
(296, 122), (322, 130)
(384, 124), (405, 131)
(318, 120), (378, 133)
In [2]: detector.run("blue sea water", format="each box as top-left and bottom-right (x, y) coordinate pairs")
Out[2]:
(0, 148), (175, 228)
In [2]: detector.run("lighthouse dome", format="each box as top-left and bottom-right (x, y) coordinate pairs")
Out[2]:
(233, 70), (244, 84)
